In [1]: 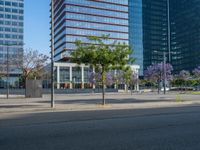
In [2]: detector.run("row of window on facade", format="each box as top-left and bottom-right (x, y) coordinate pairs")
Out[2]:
(0, 34), (23, 39)
(57, 0), (128, 12)
(0, 20), (23, 26)
(0, 1), (23, 7)
(0, 13), (23, 20)
(0, 7), (23, 14)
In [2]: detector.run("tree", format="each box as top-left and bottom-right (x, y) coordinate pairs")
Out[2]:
(193, 66), (200, 79)
(178, 70), (190, 80)
(192, 67), (200, 87)
(178, 70), (190, 87)
(144, 63), (173, 94)
(121, 66), (132, 92)
(15, 48), (49, 88)
(121, 66), (139, 93)
(89, 71), (114, 88)
(71, 35), (134, 105)
(130, 71), (139, 92)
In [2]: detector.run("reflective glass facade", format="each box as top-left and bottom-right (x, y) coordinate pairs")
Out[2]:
(52, 0), (200, 75)
(129, 0), (168, 75)
(170, 0), (200, 72)
(130, 0), (200, 74)
(129, 0), (143, 75)
(52, 0), (129, 61)
(0, 0), (24, 87)
(142, 0), (168, 69)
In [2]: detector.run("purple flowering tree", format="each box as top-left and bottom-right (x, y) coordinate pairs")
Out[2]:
(193, 66), (200, 79)
(145, 63), (173, 93)
(88, 71), (114, 88)
(88, 72), (96, 88)
(178, 70), (190, 80)
(112, 71), (124, 89)
(176, 70), (191, 89)
(106, 72), (113, 86)
(88, 72), (101, 88)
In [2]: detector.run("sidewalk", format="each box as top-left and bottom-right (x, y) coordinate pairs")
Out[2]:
(0, 93), (200, 115)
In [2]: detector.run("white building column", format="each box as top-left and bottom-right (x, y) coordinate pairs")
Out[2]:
(57, 66), (60, 89)
(81, 66), (84, 89)
(114, 70), (117, 89)
(136, 72), (139, 91)
(69, 66), (72, 89)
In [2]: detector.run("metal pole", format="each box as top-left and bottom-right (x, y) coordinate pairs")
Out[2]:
(51, 0), (55, 108)
(167, 0), (171, 62)
(6, 45), (9, 99)
(163, 52), (166, 94)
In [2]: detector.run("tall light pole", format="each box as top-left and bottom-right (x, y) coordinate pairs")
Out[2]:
(163, 52), (167, 94)
(167, 0), (171, 63)
(51, 0), (55, 108)
(6, 45), (9, 99)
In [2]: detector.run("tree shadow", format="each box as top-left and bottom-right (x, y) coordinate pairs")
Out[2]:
(36, 97), (176, 105)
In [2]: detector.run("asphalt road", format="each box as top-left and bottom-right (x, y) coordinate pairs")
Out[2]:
(1, 106), (200, 150)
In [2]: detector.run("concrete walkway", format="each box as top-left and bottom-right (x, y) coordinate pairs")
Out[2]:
(0, 92), (200, 115)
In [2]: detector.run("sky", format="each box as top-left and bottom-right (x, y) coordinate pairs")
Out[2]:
(24, 0), (50, 56)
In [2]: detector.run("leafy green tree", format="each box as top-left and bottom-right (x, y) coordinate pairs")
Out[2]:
(71, 35), (134, 105)
(122, 66), (131, 91)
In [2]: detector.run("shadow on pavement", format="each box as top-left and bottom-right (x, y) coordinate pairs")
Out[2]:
(0, 105), (41, 109)
(36, 98), (176, 105)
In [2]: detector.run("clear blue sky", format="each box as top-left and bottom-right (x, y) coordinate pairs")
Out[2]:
(24, 0), (50, 56)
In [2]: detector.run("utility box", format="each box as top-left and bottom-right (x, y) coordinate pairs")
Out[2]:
(26, 80), (43, 98)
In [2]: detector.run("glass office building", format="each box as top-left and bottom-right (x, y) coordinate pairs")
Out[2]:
(129, 0), (144, 75)
(52, 0), (129, 61)
(51, 0), (134, 89)
(52, 0), (200, 76)
(170, 0), (200, 72)
(0, 0), (24, 88)
(129, 0), (169, 75)
(130, 0), (200, 74)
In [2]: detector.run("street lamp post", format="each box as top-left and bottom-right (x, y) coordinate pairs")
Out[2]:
(163, 52), (167, 95)
(6, 45), (9, 99)
(51, 0), (55, 108)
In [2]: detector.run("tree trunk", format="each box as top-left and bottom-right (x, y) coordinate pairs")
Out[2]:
(131, 84), (133, 95)
(102, 71), (106, 105)
(158, 80), (160, 94)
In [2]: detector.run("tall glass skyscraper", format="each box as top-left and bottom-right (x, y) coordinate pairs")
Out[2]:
(52, 0), (200, 76)
(129, 0), (144, 75)
(129, 0), (169, 75)
(52, 0), (129, 61)
(170, 0), (200, 72)
(51, 0), (143, 89)
(130, 0), (200, 74)
(0, 0), (24, 87)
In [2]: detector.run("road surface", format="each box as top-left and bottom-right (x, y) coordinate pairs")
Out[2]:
(1, 106), (200, 150)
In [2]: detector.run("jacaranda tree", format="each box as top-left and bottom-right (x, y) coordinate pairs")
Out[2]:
(144, 63), (173, 94)
(193, 66), (200, 79)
